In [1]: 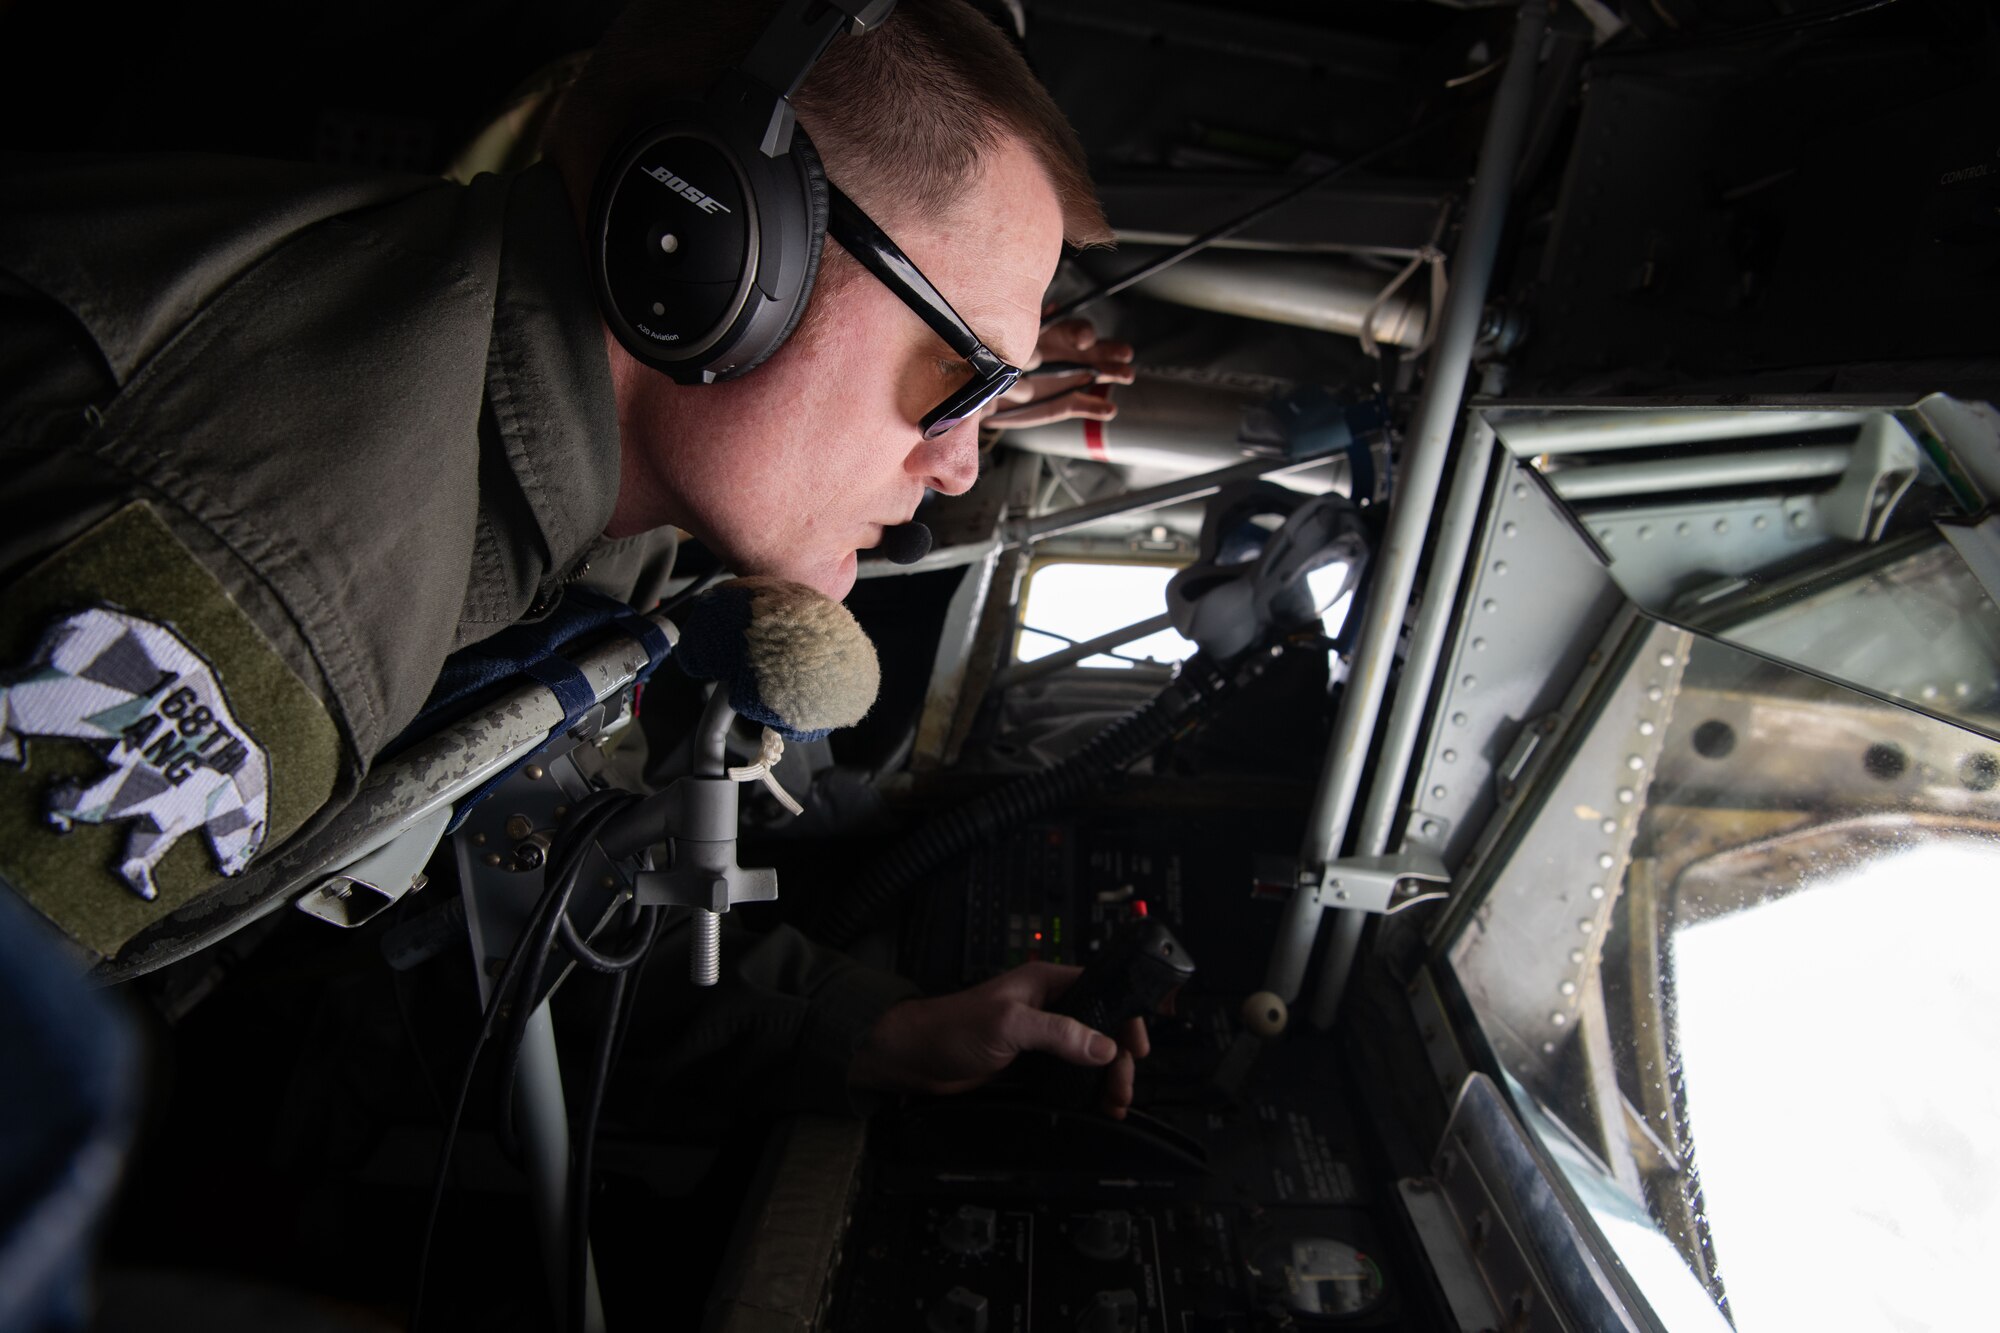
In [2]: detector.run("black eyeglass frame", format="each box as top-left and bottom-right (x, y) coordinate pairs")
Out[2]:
(825, 184), (1022, 440)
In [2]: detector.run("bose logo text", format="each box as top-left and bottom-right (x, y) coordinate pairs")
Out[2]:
(646, 165), (731, 215)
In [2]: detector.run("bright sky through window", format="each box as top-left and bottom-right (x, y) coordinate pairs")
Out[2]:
(1672, 840), (2000, 1333)
(1017, 562), (1196, 669)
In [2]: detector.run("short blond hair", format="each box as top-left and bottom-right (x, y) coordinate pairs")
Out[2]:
(543, 0), (1111, 247)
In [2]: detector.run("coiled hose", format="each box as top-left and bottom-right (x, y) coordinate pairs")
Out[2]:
(819, 654), (1230, 948)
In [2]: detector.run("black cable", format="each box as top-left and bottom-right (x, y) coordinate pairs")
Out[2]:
(492, 792), (639, 1157)
(410, 787), (638, 1332)
(564, 946), (652, 1333)
(1040, 111), (1462, 328)
(559, 902), (662, 972)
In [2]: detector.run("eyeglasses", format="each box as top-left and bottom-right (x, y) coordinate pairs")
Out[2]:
(825, 184), (1022, 440)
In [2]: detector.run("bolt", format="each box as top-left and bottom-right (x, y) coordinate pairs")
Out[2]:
(505, 814), (535, 841)
(514, 843), (545, 871)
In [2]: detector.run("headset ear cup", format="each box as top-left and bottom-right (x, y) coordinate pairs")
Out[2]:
(725, 125), (829, 378)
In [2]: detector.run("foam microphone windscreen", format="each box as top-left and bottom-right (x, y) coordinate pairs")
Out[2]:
(672, 577), (880, 741)
(876, 522), (933, 565)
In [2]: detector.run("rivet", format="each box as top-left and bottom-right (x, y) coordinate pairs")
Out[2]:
(1422, 820), (1442, 836)
(1922, 684), (1940, 700)
(1647, 687), (1664, 702)
(1503, 521), (1520, 537)
(651, 301), (666, 316)
(1493, 561), (1509, 575)
(1639, 720), (1656, 736)
(1569, 949), (1586, 964)
(1550, 1012), (1569, 1026)
(1579, 919), (1595, 934)
(1463, 675), (1478, 689)
(1628, 755), (1645, 770)
(1432, 785), (1448, 800)
(1957, 682), (1973, 698)
(1791, 510), (1809, 529)
(1675, 522), (1692, 538)
(1753, 515), (1769, 530)
(1597, 853), (1615, 869)
(1443, 749), (1459, 763)
(659, 233), (680, 254)
(482, 852), (504, 867)
(1483, 599), (1499, 613)
(1560, 981), (1577, 996)
(1714, 519), (1730, 535)
(472, 832), (488, 846)
(1590, 884), (1606, 900)
(1596, 529), (1613, 543)
(1636, 525), (1652, 539)
(1658, 652), (1675, 668)
(1618, 788), (1634, 803)
(1513, 485), (1528, 500)
(525, 764), (545, 781)
(1600, 819), (1617, 834)
(1543, 1041), (1558, 1053)
(1452, 712), (1469, 727)
(1472, 638), (1487, 651)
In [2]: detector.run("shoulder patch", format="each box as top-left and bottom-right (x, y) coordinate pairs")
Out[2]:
(0, 504), (339, 959)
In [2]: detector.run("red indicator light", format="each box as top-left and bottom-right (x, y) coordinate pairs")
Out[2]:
(1133, 900), (1149, 917)
(1033, 931), (1043, 941)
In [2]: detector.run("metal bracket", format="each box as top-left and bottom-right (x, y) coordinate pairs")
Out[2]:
(1938, 511), (2000, 610)
(296, 806), (450, 929)
(1310, 850), (1450, 914)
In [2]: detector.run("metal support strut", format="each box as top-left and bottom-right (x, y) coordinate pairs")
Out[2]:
(1263, 0), (1549, 1018)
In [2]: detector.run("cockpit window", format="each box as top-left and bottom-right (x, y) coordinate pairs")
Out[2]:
(1015, 559), (1196, 669)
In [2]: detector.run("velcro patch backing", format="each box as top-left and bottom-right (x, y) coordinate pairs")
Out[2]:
(0, 503), (339, 959)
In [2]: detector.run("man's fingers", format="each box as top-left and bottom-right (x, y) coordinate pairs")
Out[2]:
(1119, 1015), (1151, 1060)
(1101, 1051), (1136, 1120)
(1004, 1004), (1116, 1067)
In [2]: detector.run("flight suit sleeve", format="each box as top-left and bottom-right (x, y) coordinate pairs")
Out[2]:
(608, 918), (921, 1122)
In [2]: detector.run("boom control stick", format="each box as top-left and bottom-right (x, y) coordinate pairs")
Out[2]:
(1033, 916), (1196, 1109)
(604, 576), (880, 983)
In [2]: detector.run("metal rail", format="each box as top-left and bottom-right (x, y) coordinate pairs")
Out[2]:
(1264, 0), (1549, 1008)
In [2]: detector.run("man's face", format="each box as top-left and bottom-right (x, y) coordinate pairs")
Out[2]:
(605, 133), (1064, 599)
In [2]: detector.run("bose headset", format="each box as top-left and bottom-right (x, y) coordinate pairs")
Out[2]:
(587, 0), (897, 385)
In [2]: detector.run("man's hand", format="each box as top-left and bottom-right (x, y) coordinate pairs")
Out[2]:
(851, 962), (1153, 1118)
(981, 317), (1136, 431)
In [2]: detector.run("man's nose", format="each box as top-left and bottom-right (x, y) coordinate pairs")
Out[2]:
(913, 423), (980, 496)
